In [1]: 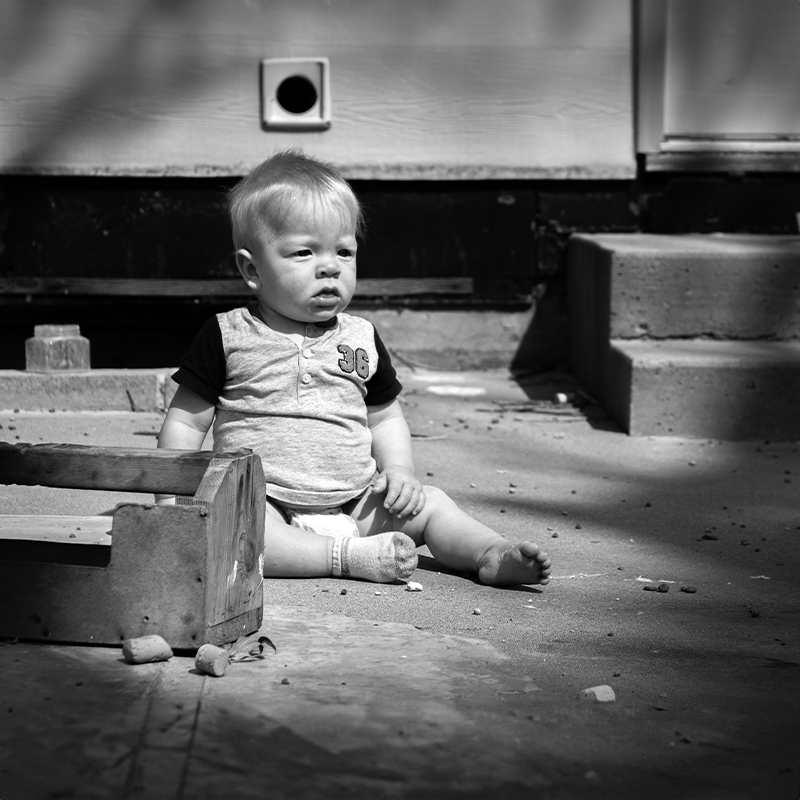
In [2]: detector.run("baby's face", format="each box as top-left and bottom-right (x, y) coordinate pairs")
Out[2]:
(243, 210), (357, 329)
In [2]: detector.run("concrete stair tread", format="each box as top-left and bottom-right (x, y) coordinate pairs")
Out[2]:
(613, 339), (800, 368)
(584, 233), (800, 257)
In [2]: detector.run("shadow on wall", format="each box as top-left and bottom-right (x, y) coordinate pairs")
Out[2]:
(0, 0), (240, 171)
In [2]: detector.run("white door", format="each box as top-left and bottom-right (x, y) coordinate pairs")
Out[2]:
(637, 0), (800, 170)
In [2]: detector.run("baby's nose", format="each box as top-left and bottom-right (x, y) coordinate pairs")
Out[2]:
(317, 258), (340, 276)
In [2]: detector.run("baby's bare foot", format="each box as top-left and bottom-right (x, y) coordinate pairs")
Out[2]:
(477, 540), (551, 587)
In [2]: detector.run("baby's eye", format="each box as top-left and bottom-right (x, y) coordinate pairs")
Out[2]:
(338, 249), (354, 258)
(293, 249), (312, 257)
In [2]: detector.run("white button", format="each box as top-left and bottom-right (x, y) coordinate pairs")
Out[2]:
(301, 373), (311, 384)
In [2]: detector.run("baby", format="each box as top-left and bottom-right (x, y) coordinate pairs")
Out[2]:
(157, 149), (551, 587)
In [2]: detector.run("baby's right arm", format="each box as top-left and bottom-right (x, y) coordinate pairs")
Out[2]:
(155, 385), (216, 505)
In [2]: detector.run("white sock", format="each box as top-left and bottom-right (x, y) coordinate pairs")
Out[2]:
(331, 531), (418, 583)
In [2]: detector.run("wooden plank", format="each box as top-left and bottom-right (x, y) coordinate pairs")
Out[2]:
(0, 277), (474, 297)
(0, 515), (112, 545)
(194, 454), (265, 631)
(646, 151), (800, 173)
(0, 442), (251, 495)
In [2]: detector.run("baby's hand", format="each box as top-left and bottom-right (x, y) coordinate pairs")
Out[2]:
(371, 465), (426, 519)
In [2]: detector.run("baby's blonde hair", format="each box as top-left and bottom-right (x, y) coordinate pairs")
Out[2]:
(228, 149), (363, 249)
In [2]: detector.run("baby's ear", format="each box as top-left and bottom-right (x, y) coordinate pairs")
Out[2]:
(235, 249), (260, 290)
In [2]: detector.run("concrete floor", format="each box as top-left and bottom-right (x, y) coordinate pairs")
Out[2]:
(1, 368), (798, 799)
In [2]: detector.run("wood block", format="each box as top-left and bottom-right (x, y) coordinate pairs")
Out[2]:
(25, 324), (91, 372)
(0, 276), (473, 298)
(0, 445), (265, 648)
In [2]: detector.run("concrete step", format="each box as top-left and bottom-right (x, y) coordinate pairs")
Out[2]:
(568, 233), (800, 439)
(569, 233), (800, 339)
(606, 339), (800, 440)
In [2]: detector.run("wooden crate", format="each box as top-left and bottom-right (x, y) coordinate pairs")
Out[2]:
(0, 443), (265, 648)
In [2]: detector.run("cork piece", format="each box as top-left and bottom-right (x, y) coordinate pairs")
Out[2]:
(195, 643), (229, 677)
(122, 635), (173, 664)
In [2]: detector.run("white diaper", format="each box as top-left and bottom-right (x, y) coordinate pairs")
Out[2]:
(285, 507), (360, 539)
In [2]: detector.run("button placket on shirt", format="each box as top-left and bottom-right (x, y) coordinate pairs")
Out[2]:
(298, 324), (324, 391)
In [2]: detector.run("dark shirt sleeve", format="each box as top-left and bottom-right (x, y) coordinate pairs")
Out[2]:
(365, 327), (403, 406)
(171, 316), (226, 405)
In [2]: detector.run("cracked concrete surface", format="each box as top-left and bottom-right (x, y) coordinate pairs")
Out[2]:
(1, 368), (798, 799)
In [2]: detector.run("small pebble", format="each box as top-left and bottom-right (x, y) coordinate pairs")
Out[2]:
(405, 581), (423, 592)
(578, 685), (615, 703)
(643, 585), (659, 592)
(551, 532), (558, 538)
(680, 585), (697, 594)
(657, 583), (669, 593)
(281, 678), (290, 685)
(340, 588), (347, 595)
(702, 533), (719, 540)
(473, 608), (482, 615)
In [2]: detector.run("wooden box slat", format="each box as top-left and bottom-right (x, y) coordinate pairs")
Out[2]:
(0, 442), (251, 496)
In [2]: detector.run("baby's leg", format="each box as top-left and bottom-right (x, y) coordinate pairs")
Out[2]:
(262, 499), (333, 577)
(350, 486), (551, 587)
(263, 499), (416, 582)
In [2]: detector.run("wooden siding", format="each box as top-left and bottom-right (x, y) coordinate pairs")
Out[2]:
(0, 0), (634, 179)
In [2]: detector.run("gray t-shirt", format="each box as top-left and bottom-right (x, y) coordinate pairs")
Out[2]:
(172, 306), (402, 508)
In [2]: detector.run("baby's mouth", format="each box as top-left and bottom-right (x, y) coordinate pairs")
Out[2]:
(313, 287), (340, 305)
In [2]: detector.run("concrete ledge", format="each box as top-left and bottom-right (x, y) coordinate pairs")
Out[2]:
(0, 369), (176, 412)
(607, 340), (800, 440)
(360, 308), (535, 370)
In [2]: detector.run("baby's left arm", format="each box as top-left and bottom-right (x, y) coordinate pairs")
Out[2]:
(367, 399), (425, 518)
